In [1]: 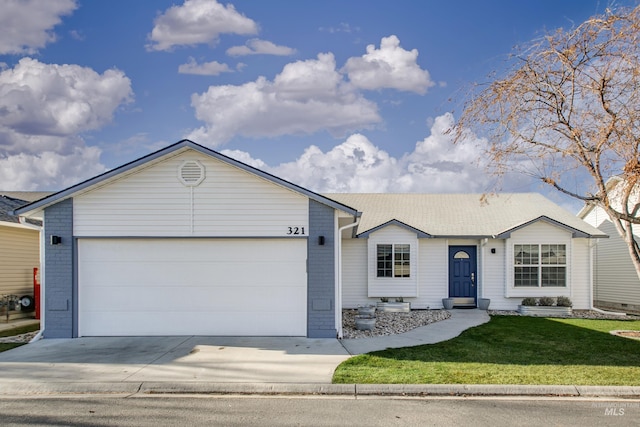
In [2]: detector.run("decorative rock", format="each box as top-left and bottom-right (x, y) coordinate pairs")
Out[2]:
(343, 309), (451, 339)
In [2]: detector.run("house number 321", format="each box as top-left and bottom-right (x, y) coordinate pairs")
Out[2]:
(287, 227), (306, 235)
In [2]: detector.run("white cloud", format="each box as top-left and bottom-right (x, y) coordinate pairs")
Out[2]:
(343, 35), (435, 94)
(0, 144), (106, 191)
(220, 113), (494, 194)
(146, 0), (258, 52)
(0, 58), (133, 144)
(0, 58), (133, 190)
(273, 134), (399, 193)
(187, 53), (380, 146)
(226, 39), (296, 57)
(0, 0), (76, 55)
(178, 57), (232, 75)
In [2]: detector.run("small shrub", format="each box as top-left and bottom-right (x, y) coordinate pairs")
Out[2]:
(556, 296), (573, 307)
(538, 296), (555, 306)
(395, 297), (404, 303)
(521, 297), (537, 306)
(380, 297), (389, 303)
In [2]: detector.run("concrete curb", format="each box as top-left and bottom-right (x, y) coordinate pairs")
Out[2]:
(1, 382), (638, 397)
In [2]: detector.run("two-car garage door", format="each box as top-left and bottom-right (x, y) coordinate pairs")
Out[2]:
(77, 238), (307, 336)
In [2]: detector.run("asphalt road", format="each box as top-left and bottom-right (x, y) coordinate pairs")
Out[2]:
(0, 395), (638, 426)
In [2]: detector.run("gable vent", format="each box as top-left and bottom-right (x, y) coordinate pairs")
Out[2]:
(178, 160), (205, 186)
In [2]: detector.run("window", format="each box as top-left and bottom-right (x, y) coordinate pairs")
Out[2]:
(514, 244), (566, 287)
(377, 244), (410, 278)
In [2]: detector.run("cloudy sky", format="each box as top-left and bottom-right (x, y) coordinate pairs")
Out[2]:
(0, 0), (631, 211)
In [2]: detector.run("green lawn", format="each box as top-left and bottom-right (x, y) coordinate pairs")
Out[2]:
(0, 323), (40, 353)
(333, 315), (640, 385)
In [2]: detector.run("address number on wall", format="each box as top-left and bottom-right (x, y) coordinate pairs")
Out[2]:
(286, 226), (306, 235)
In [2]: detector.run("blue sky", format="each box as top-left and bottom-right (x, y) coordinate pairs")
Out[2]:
(0, 0), (634, 211)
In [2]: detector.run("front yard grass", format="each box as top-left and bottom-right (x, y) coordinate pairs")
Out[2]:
(0, 323), (40, 353)
(333, 315), (640, 385)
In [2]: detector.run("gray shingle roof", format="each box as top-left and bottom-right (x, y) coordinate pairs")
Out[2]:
(0, 196), (40, 225)
(324, 193), (606, 238)
(0, 191), (53, 203)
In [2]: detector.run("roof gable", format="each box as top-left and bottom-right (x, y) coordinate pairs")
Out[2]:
(495, 216), (593, 238)
(357, 219), (432, 238)
(15, 140), (359, 217)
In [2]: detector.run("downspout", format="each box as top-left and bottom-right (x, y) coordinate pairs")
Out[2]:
(19, 217), (45, 342)
(589, 238), (626, 316)
(336, 216), (360, 339)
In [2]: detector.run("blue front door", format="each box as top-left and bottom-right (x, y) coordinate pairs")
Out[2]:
(448, 246), (477, 305)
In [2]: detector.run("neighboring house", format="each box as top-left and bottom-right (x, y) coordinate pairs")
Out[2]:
(14, 140), (606, 339)
(0, 193), (48, 318)
(578, 177), (640, 314)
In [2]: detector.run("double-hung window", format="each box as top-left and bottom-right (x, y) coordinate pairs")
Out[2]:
(377, 244), (410, 278)
(514, 244), (566, 287)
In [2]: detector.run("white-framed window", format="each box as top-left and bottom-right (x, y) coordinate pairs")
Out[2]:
(514, 244), (566, 287)
(377, 244), (410, 278)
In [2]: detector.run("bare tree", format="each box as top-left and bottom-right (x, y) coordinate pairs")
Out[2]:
(454, 6), (640, 279)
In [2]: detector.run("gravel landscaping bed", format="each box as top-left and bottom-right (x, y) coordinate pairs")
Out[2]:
(489, 309), (640, 320)
(342, 309), (451, 339)
(0, 331), (39, 344)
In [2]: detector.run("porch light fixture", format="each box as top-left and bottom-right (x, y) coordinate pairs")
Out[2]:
(491, 248), (496, 254)
(318, 236), (325, 246)
(51, 235), (62, 245)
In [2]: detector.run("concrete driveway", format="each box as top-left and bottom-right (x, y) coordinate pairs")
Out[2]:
(0, 336), (351, 387)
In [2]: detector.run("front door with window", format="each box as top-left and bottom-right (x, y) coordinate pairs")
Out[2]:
(448, 246), (477, 307)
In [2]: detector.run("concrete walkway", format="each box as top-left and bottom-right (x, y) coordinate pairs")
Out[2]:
(341, 308), (490, 355)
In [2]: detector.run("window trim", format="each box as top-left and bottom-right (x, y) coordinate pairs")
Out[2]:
(513, 243), (567, 288)
(376, 243), (411, 278)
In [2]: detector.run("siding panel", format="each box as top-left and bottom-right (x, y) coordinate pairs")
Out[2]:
(74, 150), (308, 237)
(342, 239), (368, 308)
(0, 225), (40, 296)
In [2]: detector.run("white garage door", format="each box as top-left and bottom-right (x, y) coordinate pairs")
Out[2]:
(78, 238), (307, 336)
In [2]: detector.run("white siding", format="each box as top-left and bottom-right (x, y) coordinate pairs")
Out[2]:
(571, 238), (592, 309)
(342, 237), (448, 309)
(481, 240), (512, 309)
(0, 224), (40, 296)
(342, 239), (368, 308)
(366, 225), (418, 298)
(589, 218), (640, 309)
(74, 150), (308, 237)
(414, 239), (448, 309)
(502, 220), (591, 309)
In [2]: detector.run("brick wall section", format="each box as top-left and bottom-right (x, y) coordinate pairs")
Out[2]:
(307, 200), (336, 338)
(43, 198), (74, 338)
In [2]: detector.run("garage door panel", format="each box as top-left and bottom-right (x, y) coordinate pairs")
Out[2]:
(81, 285), (307, 312)
(80, 262), (305, 287)
(78, 238), (308, 336)
(81, 311), (307, 336)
